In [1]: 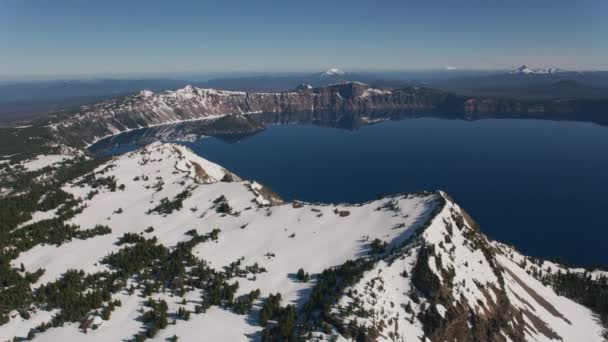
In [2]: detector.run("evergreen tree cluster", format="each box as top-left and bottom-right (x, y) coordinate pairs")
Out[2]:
(34, 269), (119, 325)
(116, 232), (147, 245)
(140, 298), (169, 338)
(11, 228), (233, 338)
(296, 268), (310, 282)
(223, 257), (267, 279)
(147, 189), (192, 215)
(233, 289), (261, 315)
(75, 164), (119, 192)
(552, 271), (608, 332)
(0, 156), (108, 319)
(258, 293), (297, 341)
(213, 195), (233, 214)
(77, 174), (118, 192)
(303, 259), (374, 323)
(101, 299), (122, 321)
(370, 238), (388, 255)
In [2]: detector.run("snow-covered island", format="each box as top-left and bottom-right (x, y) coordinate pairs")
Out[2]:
(0, 142), (605, 341)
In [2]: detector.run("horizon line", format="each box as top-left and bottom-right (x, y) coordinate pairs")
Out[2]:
(1, 66), (605, 83)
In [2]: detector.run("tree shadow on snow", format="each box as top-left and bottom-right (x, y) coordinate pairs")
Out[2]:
(244, 275), (315, 341)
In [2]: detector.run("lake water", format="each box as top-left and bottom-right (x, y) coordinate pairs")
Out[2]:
(91, 118), (608, 266)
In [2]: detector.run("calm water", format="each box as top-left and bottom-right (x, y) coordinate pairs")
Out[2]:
(92, 118), (608, 266)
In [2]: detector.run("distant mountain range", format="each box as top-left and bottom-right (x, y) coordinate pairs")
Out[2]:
(509, 65), (562, 75)
(1, 78), (608, 341)
(1, 68), (607, 122)
(31, 82), (607, 148)
(427, 68), (608, 99)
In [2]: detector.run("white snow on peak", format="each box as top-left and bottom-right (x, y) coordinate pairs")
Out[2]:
(444, 65), (457, 71)
(139, 90), (154, 97)
(178, 84), (196, 92)
(322, 67), (345, 76)
(511, 65), (534, 74)
(361, 88), (392, 98)
(510, 65), (562, 75)
(300, 83), (312, 89)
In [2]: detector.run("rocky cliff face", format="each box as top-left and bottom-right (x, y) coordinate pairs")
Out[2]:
(44, 82), (604, 146)
(48, 82), (449, 145)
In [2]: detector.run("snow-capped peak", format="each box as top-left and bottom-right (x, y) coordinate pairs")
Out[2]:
(510, 65), (534, 74)
(295, 83), (313, 91)
(510, 65), (562, 75)
(139, 90), (154, 97)
(179, 84), (196, 92)
(322, 67), (345, 76)
(545, 67), (562, 74)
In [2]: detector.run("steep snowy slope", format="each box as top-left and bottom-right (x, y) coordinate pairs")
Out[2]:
(1, 142), (605, 341)
(328, 197), (604, 341)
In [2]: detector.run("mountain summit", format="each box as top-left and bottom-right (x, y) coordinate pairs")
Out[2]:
(322, 67), (346, 76)
(510, 65), (562, 75)
(1, 141), (606, 341)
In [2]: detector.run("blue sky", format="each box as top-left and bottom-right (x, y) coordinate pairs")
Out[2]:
(1, 0), (606, 79)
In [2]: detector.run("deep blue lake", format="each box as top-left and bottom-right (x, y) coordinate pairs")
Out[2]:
(91, 118), (608, 266)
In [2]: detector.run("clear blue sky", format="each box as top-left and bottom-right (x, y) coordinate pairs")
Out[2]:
(1, 0), (606, 79)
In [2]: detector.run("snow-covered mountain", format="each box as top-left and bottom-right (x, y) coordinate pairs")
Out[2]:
(45, 83), (447, 146)
(2, 142), (606, 341)
(43, 82), (597, 148)
(321, 68), (346, 76)
(510, 65), (563, 75)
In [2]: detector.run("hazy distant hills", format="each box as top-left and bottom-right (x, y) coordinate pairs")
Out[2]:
(197, 67), (608, 99)
(427, 68), (608, 99)
(0, 79), (195, 121)
(1, 67), (607, 122)
(199, 69), (499, 93)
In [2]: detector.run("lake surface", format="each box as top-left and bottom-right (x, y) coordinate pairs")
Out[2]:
(91, 118), (608, 266)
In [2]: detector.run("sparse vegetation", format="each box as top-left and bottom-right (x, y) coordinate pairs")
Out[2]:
(147, 189), (192, 215)
(370, 238), (388, 255)
(296, 268), (310, 282)
(552, 271), (608, 332)
(213, 195), (232, 214)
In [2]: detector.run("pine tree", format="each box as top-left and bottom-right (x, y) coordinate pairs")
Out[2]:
(296, 268), (310, 282)
(147, 324), (159, 338)
(101, 307), (111, 320)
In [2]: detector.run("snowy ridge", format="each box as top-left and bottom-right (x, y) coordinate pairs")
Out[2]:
(46, 83), (443, 147)
(510, 65), (563, 75)
(16, 144), (84, 172)
(361, 88), (392, 98)
(53, 85), (297, 145)
(6, 142), (439, 341)
(19, 155), (71, 172)
(3, 143), (605, 341)
(328, 194), (605, 341)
